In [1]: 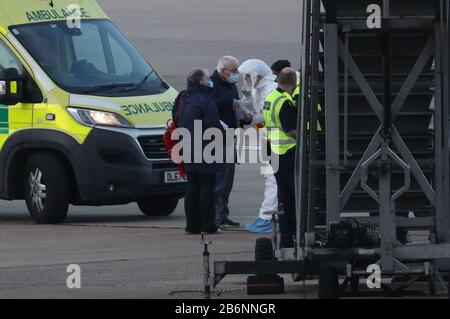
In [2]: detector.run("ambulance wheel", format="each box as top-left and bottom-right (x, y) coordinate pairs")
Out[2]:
(137, 195), (179, 216)
(255, 238), (274, 261)
(24, 153), (69, 224)
(319, 266), (340, 299)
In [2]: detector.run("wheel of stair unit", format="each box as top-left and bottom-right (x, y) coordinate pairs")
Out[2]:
(319, 266), (340, 299)
(249, 238), (284, 295)
(255, 238), (274, 261)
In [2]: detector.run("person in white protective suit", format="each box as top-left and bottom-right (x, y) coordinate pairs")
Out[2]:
(238, 59), (279, 233)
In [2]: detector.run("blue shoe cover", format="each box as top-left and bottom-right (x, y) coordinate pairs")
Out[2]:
(245, 218), (273, 233)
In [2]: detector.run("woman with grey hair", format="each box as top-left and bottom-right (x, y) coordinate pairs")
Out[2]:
(174, 69), (223, 234)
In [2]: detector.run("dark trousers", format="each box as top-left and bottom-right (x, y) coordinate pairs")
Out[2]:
(185, 171), (217, 233)
(215, 163), (236, 224)
(274, 149), (297, 248)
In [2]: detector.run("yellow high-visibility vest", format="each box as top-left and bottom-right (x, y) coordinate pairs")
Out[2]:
(263, 90), (297, 155)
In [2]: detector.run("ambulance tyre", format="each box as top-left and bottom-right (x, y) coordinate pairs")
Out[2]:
(137, 195), (179, 217)
(24, 153), (70, 224)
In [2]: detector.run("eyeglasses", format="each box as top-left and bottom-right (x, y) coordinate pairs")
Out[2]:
(225, 67), (239, 74)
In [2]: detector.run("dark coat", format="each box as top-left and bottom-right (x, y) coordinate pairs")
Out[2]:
(210, 70), (240, 128)
(174, 83), (223, 173)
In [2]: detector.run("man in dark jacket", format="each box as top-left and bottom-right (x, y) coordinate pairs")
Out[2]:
(175, 69), (223, 234)
(210, 56), (243, 230)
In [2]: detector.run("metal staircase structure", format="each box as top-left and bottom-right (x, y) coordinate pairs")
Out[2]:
(297, 0), (450, 291)
(210, 0), (450, 298)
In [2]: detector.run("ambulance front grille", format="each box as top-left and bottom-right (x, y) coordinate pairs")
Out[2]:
(138, 135), (169, 161)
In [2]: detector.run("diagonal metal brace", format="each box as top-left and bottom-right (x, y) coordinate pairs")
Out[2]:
(338, 36), (435, 208)
(360, 146), (411, 204)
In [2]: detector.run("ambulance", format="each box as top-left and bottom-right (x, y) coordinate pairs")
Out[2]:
(0, 0), (186, 223)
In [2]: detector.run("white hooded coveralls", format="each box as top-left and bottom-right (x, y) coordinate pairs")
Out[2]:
(238, 59), (278, 220)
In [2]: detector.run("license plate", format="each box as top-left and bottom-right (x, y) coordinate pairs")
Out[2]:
(164, 171), (187, 183)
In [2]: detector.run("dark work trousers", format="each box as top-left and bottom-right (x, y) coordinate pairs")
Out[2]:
(215, 163), (236, 224)
(185, 171), (217, 233)
(274, 148), (297, 248)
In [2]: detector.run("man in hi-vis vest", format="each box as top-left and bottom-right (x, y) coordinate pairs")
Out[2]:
(263, 68), (298, 248)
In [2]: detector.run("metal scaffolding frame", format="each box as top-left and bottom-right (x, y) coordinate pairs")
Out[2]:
(210, 0), (450, 298)
(298, 0), (450, 277)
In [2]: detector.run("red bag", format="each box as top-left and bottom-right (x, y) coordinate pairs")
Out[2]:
(163, 91), (187, 178)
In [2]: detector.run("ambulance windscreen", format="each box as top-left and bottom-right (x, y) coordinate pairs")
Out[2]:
(11, 19), (168, 97)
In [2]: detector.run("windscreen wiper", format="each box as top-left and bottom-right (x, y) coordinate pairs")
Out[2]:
(81, 83), (136, 94)
(126, 70), (156, 92)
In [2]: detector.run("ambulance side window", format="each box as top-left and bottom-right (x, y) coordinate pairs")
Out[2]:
(0, 40), (24, 75)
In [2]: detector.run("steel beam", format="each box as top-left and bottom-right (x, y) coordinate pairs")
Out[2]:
(394, 244), (450, 260)
(391, 128), (436, 204)
(340, 131), (382, 209)
(214, 261), (304, 276)
(324, 21), (341, 225)
(390, 38), (434, 118)
(442, 0), (450, 243)
(434, 22), (446, 243)
(338, 40), (384, 119)
(296, 0), (312, 246)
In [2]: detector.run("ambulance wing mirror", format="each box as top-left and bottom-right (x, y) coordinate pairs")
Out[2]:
(0, 68), (24, 105)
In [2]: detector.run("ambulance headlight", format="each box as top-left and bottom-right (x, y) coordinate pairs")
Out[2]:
(67, 107), (133, 128)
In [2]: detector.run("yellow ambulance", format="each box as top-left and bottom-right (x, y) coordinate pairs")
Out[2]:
(0, 0), (186, 223)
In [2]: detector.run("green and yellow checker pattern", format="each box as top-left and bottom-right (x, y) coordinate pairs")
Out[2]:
(0, 104), (9, 135)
